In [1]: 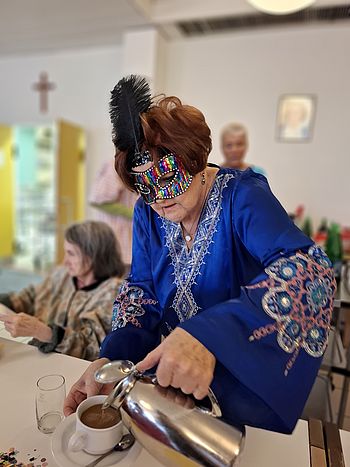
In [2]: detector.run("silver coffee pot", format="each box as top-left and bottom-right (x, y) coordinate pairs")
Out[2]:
(95, 360), (245, 466)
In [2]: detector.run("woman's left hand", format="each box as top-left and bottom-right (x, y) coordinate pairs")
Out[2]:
(137, 328), (216, 400)
(3, 313), (52, 342)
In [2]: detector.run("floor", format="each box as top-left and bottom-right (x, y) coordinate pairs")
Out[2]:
(0, 266), (43, 293)
(332, 373), (350, 430)
(328, 303), (350, 430)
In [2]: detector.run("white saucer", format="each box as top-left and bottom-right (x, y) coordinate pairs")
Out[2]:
(51, 414), (142, 467)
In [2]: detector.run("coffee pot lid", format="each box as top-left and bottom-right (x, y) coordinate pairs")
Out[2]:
(94, 360), (136, 384)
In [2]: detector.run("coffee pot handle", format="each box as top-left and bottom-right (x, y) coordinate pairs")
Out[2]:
(102, 369), (222, 418)
(198, 388), (222, 418)
(150, 375), (222, 418)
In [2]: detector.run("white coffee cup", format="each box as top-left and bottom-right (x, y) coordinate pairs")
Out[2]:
(68, 395), (123, 455)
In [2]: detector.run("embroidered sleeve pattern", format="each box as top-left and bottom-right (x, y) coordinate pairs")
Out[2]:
(246, 245), (336, 375)
(111, 281), (158, 331)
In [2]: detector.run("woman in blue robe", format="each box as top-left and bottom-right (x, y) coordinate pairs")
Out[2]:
(64, 76), (336, 434)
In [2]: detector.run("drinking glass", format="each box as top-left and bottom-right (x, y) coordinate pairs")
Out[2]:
(35, 374), (66, 434)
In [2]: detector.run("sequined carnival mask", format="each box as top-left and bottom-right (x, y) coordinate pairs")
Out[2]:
(131, 150), (193, 205)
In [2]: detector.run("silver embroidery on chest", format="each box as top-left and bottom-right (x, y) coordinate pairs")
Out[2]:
(161, 174), (235, 322)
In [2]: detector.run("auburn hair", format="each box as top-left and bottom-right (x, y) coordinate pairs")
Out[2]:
(114, 96), (212, 191)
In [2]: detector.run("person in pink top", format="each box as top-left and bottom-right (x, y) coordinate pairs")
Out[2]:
(89, 159), (138, 265)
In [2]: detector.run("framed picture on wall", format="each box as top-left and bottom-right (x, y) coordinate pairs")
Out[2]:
(276, 94), (317, 142)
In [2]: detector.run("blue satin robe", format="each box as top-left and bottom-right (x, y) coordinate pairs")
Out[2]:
(100, 168), (336, 434)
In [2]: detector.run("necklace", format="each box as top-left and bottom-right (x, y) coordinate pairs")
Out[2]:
(183, 229), (195, 243)
(181, 176), (210, 243)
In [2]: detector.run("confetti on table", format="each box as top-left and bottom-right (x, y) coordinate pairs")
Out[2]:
(0, 448), (48, 467)
(0, 448), (20, 466)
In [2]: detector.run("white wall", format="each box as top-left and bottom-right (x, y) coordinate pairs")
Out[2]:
(1, 25), (349, 229)
(0, 46), (122, 217)
(163, 24), (350, 229)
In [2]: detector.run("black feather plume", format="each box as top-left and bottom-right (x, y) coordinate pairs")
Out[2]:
(109, 75), (152, 164)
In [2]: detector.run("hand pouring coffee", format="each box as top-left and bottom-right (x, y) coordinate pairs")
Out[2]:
(95, 360), (245, 466)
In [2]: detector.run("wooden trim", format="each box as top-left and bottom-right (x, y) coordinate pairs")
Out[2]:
(308, 419), (345, 467)
(323, 422), (345, 467)
(309, 419), (327, 467)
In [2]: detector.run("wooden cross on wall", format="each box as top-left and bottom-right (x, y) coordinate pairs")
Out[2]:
(32, 72), (56, 113)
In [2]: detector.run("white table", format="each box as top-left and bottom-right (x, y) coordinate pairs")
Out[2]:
(0, 337), (313, 466)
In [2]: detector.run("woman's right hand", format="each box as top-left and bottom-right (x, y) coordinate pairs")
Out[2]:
(64, 358), (112, 416)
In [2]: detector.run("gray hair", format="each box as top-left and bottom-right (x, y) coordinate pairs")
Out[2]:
(221, 123), (248, 141)
(65, 221), (125, 280)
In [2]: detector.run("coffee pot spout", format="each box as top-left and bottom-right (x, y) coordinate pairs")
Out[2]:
(102, 373), (137, 411)
(94, 360), (138, 410)
(101, 385), (119, 411)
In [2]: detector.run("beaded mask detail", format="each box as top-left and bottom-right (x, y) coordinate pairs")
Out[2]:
(132, 149), (153, 168)
(131, 152), (193, 204)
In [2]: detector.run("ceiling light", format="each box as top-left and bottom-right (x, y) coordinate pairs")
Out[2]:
(247, 0), (316, 15)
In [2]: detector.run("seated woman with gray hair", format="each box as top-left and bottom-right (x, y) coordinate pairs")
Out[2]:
(221, 122), (266, 175)
(0, 221), (125, 361)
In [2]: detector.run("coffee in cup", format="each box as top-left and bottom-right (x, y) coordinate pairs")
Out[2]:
(80, 404), (121, 429)
(68, 395), (123, 455)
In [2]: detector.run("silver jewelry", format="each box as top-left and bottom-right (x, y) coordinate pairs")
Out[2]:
(181, 173), (209, 243)
(182, 218), (197, 242)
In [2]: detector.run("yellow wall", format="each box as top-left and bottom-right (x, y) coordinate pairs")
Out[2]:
(56, 120), (85, 263)
(77, 130), (86, 221)
(0, 126), (14, 258)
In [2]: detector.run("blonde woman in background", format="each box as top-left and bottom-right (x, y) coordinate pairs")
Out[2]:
(221, 123), (266, 175)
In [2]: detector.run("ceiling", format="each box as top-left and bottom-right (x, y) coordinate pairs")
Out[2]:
(0, 0), (149, 56)
(0, 0), (348, 56)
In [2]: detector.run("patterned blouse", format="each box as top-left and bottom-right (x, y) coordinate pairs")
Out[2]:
(4, 266), (122, 361)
